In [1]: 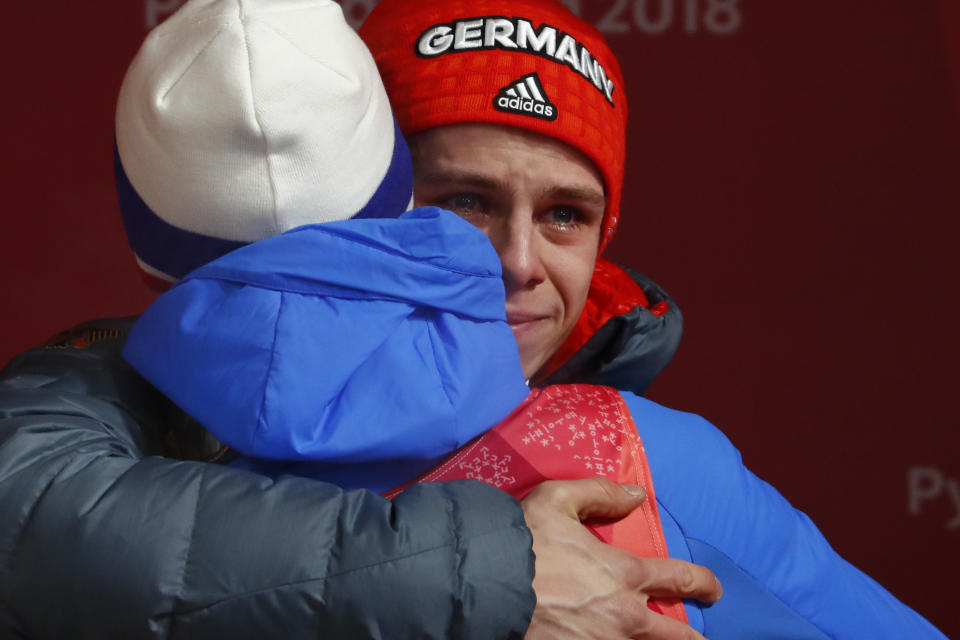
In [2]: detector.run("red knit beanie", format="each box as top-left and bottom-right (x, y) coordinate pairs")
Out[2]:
(360, 0), (627, 253)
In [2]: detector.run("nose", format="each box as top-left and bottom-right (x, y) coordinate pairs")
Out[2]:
(487, 210), (547, 293)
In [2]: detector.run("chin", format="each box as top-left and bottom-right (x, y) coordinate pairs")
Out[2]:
(514, 332), (564, 381)
(516, 349), (546, 381)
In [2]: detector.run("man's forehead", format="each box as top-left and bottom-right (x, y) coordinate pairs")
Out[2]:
(415, 166), (605, 207)
(409, 124), (606, 196)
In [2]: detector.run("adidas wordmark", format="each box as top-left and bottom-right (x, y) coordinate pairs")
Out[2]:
(494, 73), (557, 122)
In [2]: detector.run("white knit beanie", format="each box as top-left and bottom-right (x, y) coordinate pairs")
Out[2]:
(115, 0), (412, 281)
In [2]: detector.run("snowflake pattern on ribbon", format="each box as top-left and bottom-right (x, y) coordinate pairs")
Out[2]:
(514, 386), (638, 479)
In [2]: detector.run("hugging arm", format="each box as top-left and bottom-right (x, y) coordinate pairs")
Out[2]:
(0, 326), (533, 639)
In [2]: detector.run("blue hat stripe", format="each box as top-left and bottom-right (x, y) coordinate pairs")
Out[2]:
(116, 119), (410, 279)
(350, 118), (414, 220)
(114, 142), (248, 280)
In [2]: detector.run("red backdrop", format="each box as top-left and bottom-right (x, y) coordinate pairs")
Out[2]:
(2, 1), (957, 634)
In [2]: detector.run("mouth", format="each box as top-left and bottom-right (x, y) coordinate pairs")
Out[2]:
(506, 310), (550, 335)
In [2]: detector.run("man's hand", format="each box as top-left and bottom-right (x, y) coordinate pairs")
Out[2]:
(522, 478), (722, 640)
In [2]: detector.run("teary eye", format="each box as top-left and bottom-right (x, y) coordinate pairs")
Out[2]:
(549, 206), (579, 226)
(444, 193), (482, 214)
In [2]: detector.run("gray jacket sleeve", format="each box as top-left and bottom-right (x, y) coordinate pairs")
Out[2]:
(0, 319), (535, 639)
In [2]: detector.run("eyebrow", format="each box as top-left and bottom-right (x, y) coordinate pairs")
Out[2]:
(415, 170), (506, 192)
(544, 185), (606, 207)
(415, 170), (606, 207)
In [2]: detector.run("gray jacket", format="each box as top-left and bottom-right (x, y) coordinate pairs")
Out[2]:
(0, 318), (534, 639)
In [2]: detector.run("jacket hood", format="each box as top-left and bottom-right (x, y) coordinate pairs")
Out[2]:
(124, 207), (529, 489)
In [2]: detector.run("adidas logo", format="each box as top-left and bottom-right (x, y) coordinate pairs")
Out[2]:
(493, 73), (557, 122)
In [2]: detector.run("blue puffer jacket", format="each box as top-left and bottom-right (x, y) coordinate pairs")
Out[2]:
(621, 394), (946, 639)
(126, 210), (946, 639)
(126, 207), (530, 491)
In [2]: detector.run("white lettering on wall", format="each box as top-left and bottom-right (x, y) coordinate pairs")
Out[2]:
(908, 466), (960, 530)
(594, 0), (741, 35)
(143, 0), (742, 36)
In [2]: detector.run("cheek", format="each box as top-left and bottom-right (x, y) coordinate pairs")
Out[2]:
(553, 250), (597, 325)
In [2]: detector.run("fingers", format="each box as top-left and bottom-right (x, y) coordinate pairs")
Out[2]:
(522, 479), (722, 603)
(623, 556), (722, 604)
(526, 585), (710, 640)
(525, 478), (647, 521)
(521, 478), (720, 639)
(627, 602), (709, 640)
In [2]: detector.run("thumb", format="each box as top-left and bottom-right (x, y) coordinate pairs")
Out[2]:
(532, 478), (647, 521)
